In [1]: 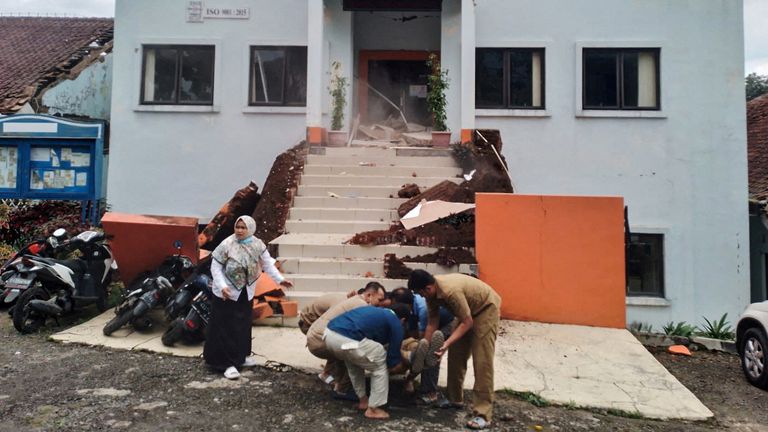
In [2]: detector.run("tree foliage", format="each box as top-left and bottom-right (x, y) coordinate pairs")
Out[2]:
(747, 73), (768, 101)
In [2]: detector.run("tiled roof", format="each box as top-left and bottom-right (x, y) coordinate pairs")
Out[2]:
(0, 17), (113, 113)
(748, 94), (768, 200)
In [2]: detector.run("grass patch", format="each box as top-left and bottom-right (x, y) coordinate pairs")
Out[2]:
(603, 408), (645, 419)
(501, 389), (550, 407)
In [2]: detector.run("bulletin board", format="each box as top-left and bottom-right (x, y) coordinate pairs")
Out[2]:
(0, 115), (105, 223)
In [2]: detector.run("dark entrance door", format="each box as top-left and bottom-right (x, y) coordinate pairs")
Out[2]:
(359, 50), (433, 126)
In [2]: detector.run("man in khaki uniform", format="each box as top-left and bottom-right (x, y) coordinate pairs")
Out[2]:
(306, 282), (386, 395)
(408, 270), (501, 430)
(299, 293), (347, 335)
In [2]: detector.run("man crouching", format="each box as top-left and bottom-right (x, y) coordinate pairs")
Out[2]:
(323, 304), (410, 419)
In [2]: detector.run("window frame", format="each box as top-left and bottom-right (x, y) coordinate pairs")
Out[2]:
(582, 47), (660, 111)
(626, 232), (665, 298)
(139, 44), (216, 106)
(248, 45), (308, 107)
(475, 47), (546, 110)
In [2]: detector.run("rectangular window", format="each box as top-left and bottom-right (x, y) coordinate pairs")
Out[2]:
(626, 233), (664, 297)
(141, 45), (215, 105)
(583, 48), (659, 110)
(476, 48), (544, 109)
(249, 46), (307, 106)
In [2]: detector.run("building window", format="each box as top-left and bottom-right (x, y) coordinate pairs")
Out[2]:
(141, 45), (215, 105)
(249, 46), (307, 106)
(583, 48), (660, 110)
(476, 48), (544, 109)
(627, 233), (664, 297)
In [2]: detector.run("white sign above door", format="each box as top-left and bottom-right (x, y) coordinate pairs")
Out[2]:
(187, 1), (250, 22)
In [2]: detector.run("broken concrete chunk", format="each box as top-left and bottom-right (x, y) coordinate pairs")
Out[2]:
(400, 200), (476, 230)
(398, 180), (469, 217)
(198, 181), (260, 250)
(398, 183), (420, 198)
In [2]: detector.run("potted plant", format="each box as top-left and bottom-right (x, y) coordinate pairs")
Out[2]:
(327, 61), (349, 147)
(427, 53), (450, 147)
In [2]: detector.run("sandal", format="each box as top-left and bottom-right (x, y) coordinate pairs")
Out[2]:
(467, 416), (491, 430)
(223, 366), (240, 380)
(426, 330), (445, 368)
(330, 388), (359, 402)
(318, 373), (335, 385)
(416, 394), (439, 406)
(435, 397), (464, 409)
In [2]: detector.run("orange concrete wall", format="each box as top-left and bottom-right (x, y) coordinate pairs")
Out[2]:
(101, 212), (199, 285)
(475, 193), (626, 328)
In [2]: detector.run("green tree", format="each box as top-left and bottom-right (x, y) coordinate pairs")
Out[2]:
(746, 73), (768, 101)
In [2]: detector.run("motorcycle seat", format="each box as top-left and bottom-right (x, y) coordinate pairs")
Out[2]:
(34, 257), (87, 274)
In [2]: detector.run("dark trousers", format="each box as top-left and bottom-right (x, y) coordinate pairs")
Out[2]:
(203, 288), (253, 371)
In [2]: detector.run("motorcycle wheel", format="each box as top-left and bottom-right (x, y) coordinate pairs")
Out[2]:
(102, 308), (133, 336)
(12, 284), (49, 334)
(161, 318), (185, 347)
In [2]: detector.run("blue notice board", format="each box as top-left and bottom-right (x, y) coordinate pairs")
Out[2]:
(0, 115), (105, 223)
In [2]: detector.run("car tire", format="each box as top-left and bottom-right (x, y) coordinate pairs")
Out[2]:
(740, 327), (768, 389)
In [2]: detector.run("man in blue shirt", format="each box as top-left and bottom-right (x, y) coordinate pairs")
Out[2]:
(325, 304), (409, 420)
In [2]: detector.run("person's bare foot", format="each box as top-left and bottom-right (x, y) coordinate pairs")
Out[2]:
(364, 406), (390, 419)
(356, 396), (369, 410)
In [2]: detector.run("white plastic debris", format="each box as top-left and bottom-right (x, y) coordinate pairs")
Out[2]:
(463, 169), (477, 181)
(400, 200), (476, 230)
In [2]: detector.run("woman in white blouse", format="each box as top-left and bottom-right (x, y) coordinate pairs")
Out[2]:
(203, 215), (292, 379)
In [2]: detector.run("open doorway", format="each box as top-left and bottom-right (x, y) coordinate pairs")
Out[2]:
(359, 50), (432, 126)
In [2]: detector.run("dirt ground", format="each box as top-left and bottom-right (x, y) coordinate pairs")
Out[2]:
(1, 309), (767, 432)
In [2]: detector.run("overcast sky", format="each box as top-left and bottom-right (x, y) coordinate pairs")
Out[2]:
(1, 0), (766, 75)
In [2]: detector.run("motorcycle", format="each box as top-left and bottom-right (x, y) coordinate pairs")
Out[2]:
(161, 276), (212, 346)
(103, 246), (193, 336)
(0, 228), (69, 306)
(11, 230), (118, 334)
(163, 256), (211, 322)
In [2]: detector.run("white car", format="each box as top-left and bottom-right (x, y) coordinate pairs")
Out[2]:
(737, 301), (768, 389)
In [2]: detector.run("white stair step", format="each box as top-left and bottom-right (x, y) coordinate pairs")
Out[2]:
(280, 257), (384, 276)
(322, 147), (397, 157)
(303, 164), (463, 177)
(300, 174), (461, 188)
(285, 219), (391, 234)
(272, 233), (437, 259)
(290, 207), (396, 222)
(306, 155), (458, 167)
(285, 274), (407, 292)
(293, 196), (405, 209)
(297, 184), (401, 198)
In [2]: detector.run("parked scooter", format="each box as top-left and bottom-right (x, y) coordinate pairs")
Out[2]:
(0, 228), (69, 306)
(163, 256), (211, 322)
(162, 283), (212, 346)
(11, 230), (118, 334)
(102, 244), (193, 336)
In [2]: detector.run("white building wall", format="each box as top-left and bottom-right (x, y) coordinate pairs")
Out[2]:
(108, 0), (308, 220)
(474, 0), (749, 327)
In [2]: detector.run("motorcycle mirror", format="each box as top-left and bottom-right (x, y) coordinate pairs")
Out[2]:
(53, 228), (67, 238)
(173, 240), (182, 250)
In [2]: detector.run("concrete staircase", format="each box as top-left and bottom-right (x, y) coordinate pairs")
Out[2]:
(267, 144), (472, 326)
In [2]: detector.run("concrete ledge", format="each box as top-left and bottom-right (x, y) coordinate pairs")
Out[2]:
(691, 336), (738, 354)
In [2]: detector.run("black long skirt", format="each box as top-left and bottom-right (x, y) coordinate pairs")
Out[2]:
(203, 288), (253, 371)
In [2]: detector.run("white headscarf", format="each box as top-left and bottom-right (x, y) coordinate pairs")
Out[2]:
(235, 215), (257, 240)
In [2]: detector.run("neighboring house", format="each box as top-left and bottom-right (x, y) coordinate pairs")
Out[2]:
(748, 94), (768, 303)
(0, 17), (113, 119)
(108, 0), (748, 328)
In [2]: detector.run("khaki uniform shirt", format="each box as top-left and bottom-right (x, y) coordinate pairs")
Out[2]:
(427, 273), (501, 322)
(300, 293), (347, 326)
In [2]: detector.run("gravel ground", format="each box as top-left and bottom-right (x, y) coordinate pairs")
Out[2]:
(1, 308), (767, 432)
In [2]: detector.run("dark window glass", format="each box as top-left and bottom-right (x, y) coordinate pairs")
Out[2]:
(583, 48), (659, 110)
(584, 51), (618, 108)
(141, 45), (214, 105)
(626, 233), (664, 297)
(475, 48), (544, 109)
(250, 46), (307, 106)
(476, 49), (504, 107)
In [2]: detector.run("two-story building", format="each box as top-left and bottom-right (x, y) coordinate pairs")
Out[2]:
(107, 0), (749, 328)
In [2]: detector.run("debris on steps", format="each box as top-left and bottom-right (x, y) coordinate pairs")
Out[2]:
(197, 181), (261, 250)
(348, 130), (514, 264)
(398, 183), (421, 198)
(251, 142), (307, 245)
(383, 248), (477, 279)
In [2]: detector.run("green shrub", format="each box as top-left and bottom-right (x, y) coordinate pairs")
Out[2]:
(662, 321), (696, 337)
(426, 53), (449, 131)
(628, 321), (654, 334)
(697, 313), (735, 340)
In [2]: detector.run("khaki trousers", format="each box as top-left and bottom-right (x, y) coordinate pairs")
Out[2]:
(324, 328), (389, 408)
(446, 304), (499, 421)
(308, 331), (351, 392)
